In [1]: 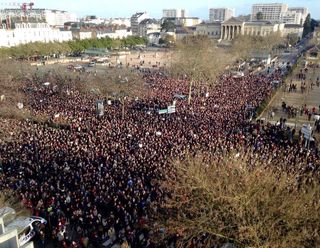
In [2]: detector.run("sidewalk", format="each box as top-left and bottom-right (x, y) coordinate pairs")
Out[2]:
(260, 64), (320, 128)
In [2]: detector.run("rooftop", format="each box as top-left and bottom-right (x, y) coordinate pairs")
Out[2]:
(140, 18), (159, 25)
(131, 12), (147, 19)
(6, 217), (35, 233)
(284, 24), (303, 28)
(1, 8), (70, 13)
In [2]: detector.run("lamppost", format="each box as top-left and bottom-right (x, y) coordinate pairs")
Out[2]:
(187, 67), (196, 105)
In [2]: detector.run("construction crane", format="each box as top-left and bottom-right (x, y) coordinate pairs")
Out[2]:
(0, 2), (34, 11)
(0, 2), (35, 27)
(0, 2), (35, 16)
(20, 2), (34, 14)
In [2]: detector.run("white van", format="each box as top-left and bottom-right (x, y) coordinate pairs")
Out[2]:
(5, 216), (47, 246)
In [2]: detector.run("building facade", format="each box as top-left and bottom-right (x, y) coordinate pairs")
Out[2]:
(214, 18), (286, 40)
(0, 8), (77, 27)
(175, 26), (196, 40)
(106, 18), (131, 27)
(251, 3), (288, 22)
(71, 30), (93, 40)
(283, 24), (304, 38)
(44, 9), (77, 27)
(193, 17), (302, 41)
(280, 11), (302, 25)
(221, 18), (244, 40)
(177, 17), (201, 27)
(243, 21), (285, 37)
(162, 9), (186, 18)
(138, 19), (160, 37)
(209, 8), (235, 22)
(251, 4), (309, 25)
(130, 12), (149, 35)
(0, 22), (72, 47)
(196, 22), (221, 39)
(287, 7), (309, 25)
(96, 29), (132, 39)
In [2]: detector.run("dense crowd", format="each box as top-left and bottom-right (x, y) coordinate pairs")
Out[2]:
(0, 66), (319, 248)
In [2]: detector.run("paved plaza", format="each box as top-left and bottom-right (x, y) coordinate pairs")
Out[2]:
(260, 61), (320, 129)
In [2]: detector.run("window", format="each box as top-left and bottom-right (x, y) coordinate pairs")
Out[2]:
(18, 226), (31, 239)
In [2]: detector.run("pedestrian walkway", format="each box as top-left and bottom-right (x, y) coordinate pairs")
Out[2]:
(260, 63), (320, 129)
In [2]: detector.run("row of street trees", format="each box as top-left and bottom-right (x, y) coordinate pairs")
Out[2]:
(0, 36), (148, 59)
(171, 36), (232, 104)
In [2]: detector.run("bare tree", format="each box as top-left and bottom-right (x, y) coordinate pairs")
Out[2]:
(0, 60), (33, 120)
(0, 190), (31, 219)
(82, 68), (145, 119)
(151, 154), (320, 248)
(231, 33), (284, 59)
(108, 69), (145, 119)
(171, 36), (232, 104)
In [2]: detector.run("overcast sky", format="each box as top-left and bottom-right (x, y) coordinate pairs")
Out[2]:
(3, 0), (319, 19)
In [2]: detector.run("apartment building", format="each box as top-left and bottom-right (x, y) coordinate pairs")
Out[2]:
(163, 9), (187, 18)
(209, 8), (235, 22)
(138, 19), (161, 37)
(0, 22), (72, 47)
(196, 22), (221, 39)
(0, 8), (77, 27)
(288, 7), (309, 24)
(130, 12), (149, 35)
(280, 11), (302, 25)
(251, 3), (288, 21)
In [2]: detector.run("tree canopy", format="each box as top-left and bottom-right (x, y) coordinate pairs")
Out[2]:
(173, 36), (232, 83)
(303, 14), (312, 38)
(161, 19), (176, 32)
(256, 12), (264, 20)
(0, 36), (148, 59)
(231, 33), (284, 59)
(152, 155), (320, 248)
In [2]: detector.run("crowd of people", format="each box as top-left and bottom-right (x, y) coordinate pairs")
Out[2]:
(0, 65), (319, 248)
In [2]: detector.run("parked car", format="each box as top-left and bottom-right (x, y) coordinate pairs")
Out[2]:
(67, 64), (74, 70)
(74, 65), (84, 71)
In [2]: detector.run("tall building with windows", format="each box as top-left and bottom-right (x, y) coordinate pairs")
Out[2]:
(130, 12), (149, 35)
(288, 7), (308, 17)
(0, 22), (72, 47)
(162, 9), (186, 18)
(251, 3), (288, 22)
(288, 7), (309, 25)
(0, 8), (77, 27)
(280, 11), (302, 25)
(209, 8), (235, 22)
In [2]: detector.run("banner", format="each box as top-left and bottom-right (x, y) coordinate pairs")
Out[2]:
(167, 105), (176, 114)
(96, 100), (104, 117)
(158, 109), (168, 114)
